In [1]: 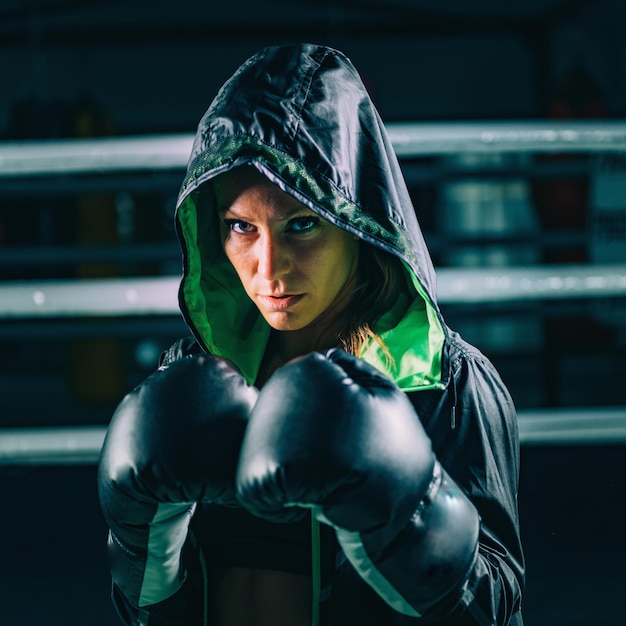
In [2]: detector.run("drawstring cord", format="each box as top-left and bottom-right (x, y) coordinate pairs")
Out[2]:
(188, 530), (209, 626)
(450, 373), (458, 430)
(311, 512), (321, 626)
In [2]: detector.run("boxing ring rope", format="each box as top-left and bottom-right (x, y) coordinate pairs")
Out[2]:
(1, 121), (626, 178)
(1, 264), (626, 318)
(2, 405), (625, 466)
(1, 120), (625, 465)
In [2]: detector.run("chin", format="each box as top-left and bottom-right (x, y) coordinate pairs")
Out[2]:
(263, 314), (296, 331)
(264, 314), (309, 332)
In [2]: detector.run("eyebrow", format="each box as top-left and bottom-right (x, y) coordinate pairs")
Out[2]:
(217, 204), (315, 220)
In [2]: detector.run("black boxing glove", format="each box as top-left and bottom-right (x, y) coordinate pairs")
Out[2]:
(236, 349), (480, 617)
(98, 354), (257, 609)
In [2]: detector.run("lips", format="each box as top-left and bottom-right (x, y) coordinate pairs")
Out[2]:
(257, 294), (304, 311)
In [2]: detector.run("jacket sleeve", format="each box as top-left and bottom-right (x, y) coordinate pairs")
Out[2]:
(105, 337), (208, 626)
(109, 528), (206, 626)
(408, 331), (525, 625)
(158, 336), (204, 366)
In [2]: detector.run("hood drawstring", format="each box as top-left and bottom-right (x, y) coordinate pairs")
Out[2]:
(188, 529), (209, 626)
(450, 374), (458, 430)
(311, 513), (321, 626)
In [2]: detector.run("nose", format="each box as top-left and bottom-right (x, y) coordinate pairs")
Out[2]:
(257, 233), (290, 280)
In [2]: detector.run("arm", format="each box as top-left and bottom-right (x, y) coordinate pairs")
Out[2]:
(235, 350), (489, 622)
(412, 333), (524, 624)
(98, 352), (257, 624)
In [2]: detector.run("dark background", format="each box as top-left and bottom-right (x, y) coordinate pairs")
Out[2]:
(1, 1), (625, 624)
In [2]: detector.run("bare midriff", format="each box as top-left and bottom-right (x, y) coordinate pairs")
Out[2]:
(208, 566), (312, 626)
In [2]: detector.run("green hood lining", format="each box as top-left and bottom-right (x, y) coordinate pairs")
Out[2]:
(176, 134), (445, 391)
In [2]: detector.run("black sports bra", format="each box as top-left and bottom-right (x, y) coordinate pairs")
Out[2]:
(191, 502), (325, 577)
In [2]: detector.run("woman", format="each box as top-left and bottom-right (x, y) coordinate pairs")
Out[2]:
(98, 43), (524, 626)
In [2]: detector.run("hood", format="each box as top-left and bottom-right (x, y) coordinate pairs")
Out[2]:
(174, 43), (446, 391)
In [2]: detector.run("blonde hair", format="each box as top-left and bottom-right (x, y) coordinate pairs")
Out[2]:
(338, 245), (406, 364)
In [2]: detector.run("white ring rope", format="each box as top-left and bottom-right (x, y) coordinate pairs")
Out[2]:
(1, 121), (626, 177)
(1, 265), (625, 319)
(1, 407), (625, 466)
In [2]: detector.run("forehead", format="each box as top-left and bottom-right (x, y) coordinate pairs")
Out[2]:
(214, 165), (266, 195)
(214, 167), (310, 217)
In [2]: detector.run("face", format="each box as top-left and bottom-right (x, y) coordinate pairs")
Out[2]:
(215, 167), (359, 332)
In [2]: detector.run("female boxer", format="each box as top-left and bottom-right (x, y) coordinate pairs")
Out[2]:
(98, 43), (524, 626)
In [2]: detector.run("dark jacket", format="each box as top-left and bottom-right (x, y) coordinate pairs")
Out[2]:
(112, 43), (524, 625)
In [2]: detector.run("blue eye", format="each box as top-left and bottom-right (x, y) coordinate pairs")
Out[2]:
(288, 216), (320, 232)
(223, 219), (253, 234)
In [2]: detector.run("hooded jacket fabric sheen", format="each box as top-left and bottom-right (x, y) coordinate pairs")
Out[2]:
(111, 43), (525, 625)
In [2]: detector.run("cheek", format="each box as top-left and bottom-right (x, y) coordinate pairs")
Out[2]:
(336, 234), (359, 273)
(318, 237), (359, 289)
(223, 240), (252, 285)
